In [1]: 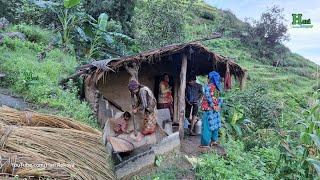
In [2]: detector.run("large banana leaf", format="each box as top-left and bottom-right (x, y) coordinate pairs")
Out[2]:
(98, 13), (108, 32)
(109, 32), (133, 41)
(76, 26), (91, 42)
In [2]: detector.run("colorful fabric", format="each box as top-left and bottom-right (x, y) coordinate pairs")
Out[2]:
(208, 71), (221, 92)
(224, 64), (232, 90)
(113, 118), (128, 134)
(158, 81), (173, 104)
(201, 83), (220, 111)
(201, 114), (219, 146)
(186, 83), (203, 104)
(130, 85), (157, 135)
(142, 111), (157, 135)
(200, 71), (222, 146)
(128, 80), (140, 92)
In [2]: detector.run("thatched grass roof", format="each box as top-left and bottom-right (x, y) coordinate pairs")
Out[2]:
(73, 42), (247, 87)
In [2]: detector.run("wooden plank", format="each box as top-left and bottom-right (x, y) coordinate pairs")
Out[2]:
(173, 76), (179, 124)
(178, 54), (187, 139)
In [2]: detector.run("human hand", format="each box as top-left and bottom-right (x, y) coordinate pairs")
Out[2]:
(132, 108), (138, 114)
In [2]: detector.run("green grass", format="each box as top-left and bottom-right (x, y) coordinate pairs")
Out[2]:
(0, 28), (97, 128)
(195, 140), (277, 179)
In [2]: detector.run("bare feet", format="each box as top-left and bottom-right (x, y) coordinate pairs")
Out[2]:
(189, 130), (197, 136)
(210, 141), (218, 146)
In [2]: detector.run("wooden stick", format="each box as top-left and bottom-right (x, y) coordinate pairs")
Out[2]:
(103, 97), (124, 112)
(178, 53), (188, 139)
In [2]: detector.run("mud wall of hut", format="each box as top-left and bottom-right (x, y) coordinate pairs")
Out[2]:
(97, 59), (180, 112)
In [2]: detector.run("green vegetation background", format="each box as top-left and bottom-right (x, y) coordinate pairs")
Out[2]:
(0, 0), (319, 179)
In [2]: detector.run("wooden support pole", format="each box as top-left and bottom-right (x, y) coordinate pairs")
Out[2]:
(173, 76), (179, 124)
(178, 53), (188, 139)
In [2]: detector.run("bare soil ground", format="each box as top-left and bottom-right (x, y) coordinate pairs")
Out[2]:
(136, 134), (227, 179)
(182, 134), (227, 157)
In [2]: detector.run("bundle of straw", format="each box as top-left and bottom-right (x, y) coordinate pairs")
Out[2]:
(0, 106), (100, 135)
(0, 124), (115, 179)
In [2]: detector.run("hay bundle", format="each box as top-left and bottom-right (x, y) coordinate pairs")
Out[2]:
(0, 106), (100, 135)
(0, 124), (115, 179)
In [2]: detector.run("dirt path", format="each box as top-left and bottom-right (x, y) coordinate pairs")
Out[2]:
(0, 88), (29, 109)
(181, 134), (227, 157)
(0, 87), (59, 115)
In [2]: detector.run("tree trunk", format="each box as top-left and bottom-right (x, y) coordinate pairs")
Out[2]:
(178, 54), (188, 139)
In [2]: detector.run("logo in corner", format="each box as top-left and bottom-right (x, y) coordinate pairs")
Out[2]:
(292, 14), (313, 28)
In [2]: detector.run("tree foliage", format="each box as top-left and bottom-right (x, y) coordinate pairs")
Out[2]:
(82, 0), (136, 37)
(241, 6), (289, 61)
(133, 0), (186, 50)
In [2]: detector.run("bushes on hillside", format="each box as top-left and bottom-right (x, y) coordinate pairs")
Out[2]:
(224, 84), (282, 129)
(10, 24), (51, 44)
(195, 140), (274, 179)
(133, 0), (186, 50)
(0, 37), (96, 127)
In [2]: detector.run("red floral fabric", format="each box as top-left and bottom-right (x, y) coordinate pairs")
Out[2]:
(201, 83), (220, 111)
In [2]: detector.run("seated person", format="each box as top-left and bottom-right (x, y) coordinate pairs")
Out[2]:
(113, 111), (131, 134)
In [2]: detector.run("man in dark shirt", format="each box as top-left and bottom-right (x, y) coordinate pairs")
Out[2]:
(185, 75), (203, 135)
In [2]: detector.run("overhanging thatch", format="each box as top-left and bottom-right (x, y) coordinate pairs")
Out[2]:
(71, 42), (247, 87)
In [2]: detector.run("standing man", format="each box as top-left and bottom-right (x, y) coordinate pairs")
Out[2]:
(185, 75), (203, 135)
(128, 80), (157, 135)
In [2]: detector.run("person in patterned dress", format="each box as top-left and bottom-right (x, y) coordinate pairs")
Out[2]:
(200, 71), (223, 147)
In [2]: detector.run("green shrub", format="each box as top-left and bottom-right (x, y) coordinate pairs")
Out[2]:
(195, 140), (272, 179)
(199, 10), (215, 20)
(0, 37), (97, 127)
(133, 0), (186, 50)
(1, 36), (43, 51)
(10, 24), (51, 44)
(224, 84), (282, 129)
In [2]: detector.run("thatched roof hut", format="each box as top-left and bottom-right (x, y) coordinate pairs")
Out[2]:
(71, 42), (247, 137)
(62, 42), (247, 178)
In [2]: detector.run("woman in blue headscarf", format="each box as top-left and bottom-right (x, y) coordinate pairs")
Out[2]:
(200, 71), (223, 147)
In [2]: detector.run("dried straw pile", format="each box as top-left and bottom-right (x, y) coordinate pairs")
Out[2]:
(0, 106), (100, 135)
(0, 107), (115, 179)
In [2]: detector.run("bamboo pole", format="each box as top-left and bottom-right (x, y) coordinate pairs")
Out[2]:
(178, 53), (188, 139)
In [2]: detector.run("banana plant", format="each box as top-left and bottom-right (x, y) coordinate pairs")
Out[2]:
(31, 0), (83, 48)
(76, 13), (132, 59)
(296, 91), (320, 176)
(222, 105), (253, 139)
(58, 0), (82, 47)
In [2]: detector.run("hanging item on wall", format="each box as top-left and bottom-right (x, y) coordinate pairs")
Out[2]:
(224, 62), (232, 90)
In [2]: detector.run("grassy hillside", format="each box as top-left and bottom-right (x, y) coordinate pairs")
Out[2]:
(0, 24), (97, 127)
